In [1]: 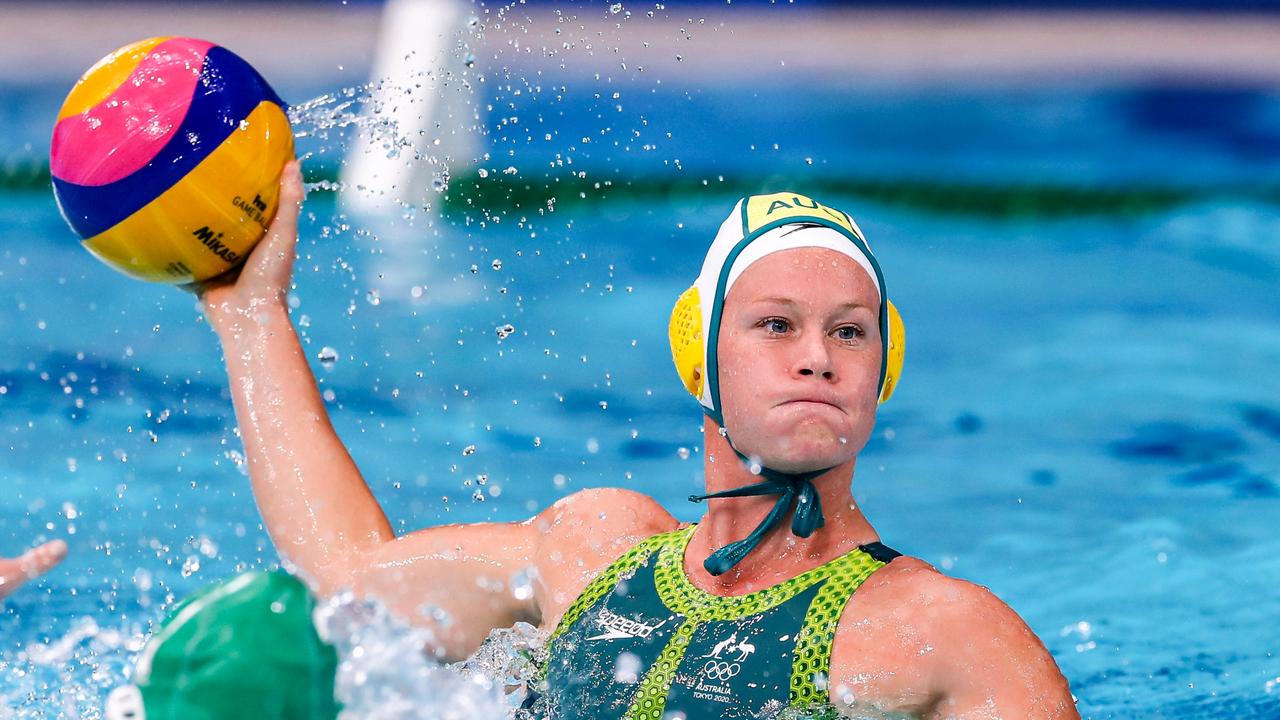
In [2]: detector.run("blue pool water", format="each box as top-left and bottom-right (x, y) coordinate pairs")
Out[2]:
(3, 66), (1280, 717)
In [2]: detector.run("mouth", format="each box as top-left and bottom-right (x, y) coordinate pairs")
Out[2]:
(776, 398), (845, 413)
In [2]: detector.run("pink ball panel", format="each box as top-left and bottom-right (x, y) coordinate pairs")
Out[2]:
(50, 38), (215, 187)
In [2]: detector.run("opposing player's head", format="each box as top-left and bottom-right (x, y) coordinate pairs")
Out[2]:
(105, 571), (338, 720)
(669, 192), (904, 472)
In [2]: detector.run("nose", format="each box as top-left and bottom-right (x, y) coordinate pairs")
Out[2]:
(793, 331), (836, 382)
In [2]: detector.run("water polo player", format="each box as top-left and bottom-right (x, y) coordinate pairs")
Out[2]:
(194, 162), (1078, 718)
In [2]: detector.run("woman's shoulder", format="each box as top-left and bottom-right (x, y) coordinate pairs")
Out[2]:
(847, 552), (1018, 628)
(828, 552), (1052, 712)
(530, 487), (679, 626)
(538, 487), (679, 537)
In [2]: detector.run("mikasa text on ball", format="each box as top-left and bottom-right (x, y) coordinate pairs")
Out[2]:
(50, 37), (294, 283)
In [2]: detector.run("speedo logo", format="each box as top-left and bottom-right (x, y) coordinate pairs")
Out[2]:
(191, 226), (241, 264)
(586, 608), (668, 641)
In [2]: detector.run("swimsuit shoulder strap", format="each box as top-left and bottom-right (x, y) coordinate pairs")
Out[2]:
(549, 526), (690, 642)
(788, 542), (901, 707)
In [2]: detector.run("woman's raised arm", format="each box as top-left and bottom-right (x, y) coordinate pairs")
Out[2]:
(199, 161), (396, 585)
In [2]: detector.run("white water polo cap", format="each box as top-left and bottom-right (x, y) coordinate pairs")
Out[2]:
(669, 192), (905, 425)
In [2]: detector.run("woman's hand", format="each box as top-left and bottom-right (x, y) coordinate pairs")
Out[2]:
(196, 160), (305, 328)
(0, 539), (68, 600)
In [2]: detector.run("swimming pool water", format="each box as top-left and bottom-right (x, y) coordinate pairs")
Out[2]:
(3, 186), (1279, 717)
(3, 73), (1280, 716)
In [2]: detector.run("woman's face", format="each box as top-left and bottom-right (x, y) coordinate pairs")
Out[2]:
(715, 247), (882, 473)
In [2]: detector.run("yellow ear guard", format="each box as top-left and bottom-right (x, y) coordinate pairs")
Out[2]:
(667, 292), (904, 406)
(879, 299), (905, 404)
(669, 285), (704, 398)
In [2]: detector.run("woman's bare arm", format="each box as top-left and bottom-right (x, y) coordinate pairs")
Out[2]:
(925, 579), (1078, 719)
(0, 539), (67, 600)
(349, 488), (677, 660)
(200, 162), (396, 583)
(197, 163), (677, 660)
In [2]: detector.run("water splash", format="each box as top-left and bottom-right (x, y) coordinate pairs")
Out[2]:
(313, 591), (546, 719)
(1, 615), (144, 718)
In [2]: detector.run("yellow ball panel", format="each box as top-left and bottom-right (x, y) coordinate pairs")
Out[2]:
(57, 37), (169, 121)
(82, 101), (294, 283)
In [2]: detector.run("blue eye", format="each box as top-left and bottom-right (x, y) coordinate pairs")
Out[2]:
(764, 318), (790, 334)
(834, 325), (863, 341)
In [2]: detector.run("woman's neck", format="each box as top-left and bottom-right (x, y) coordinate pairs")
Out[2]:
(685, 419), (880, 595)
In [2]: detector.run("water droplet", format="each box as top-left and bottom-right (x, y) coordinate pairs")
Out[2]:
(805, 157), (814, 165)
(318, 346), (339, 369)
(477, 168), (489, 178)
(614, 651), (641, 683)
(511, 569), (535, 601)
(472, 488), (486, 502)
(463, 53), (476, 68)
(609, 2), (624, 13)
(198, 535), (219, 558)
(366, 289), (381, 306)
(495, 323), (516, 340)
(491, 258), (503, 270)
(462, 444), (477, 456)
(677, 447), (691, 460)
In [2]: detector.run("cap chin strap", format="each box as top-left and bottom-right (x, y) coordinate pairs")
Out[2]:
(688, 431), (831, 576)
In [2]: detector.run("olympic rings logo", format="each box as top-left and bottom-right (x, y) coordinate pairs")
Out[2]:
(701, 660), (741, 682)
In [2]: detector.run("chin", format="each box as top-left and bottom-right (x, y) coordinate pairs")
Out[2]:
(723, 413), (869, 473)
(762, 433), (857, 474)
(759, 455), (846, 474)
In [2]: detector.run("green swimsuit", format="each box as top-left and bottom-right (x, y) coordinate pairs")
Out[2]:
(542, 526), (900, 719)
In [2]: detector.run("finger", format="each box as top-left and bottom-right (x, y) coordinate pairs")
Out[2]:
(19, 539), (68, 577)
(263, 160), (304, 253)
(177, 162), (300, 296)
(183, 263), (244, 299)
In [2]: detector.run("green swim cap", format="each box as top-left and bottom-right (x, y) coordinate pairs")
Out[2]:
(106, 571), (339, 720)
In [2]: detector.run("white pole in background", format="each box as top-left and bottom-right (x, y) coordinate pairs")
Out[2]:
(342, 0), (478, 217)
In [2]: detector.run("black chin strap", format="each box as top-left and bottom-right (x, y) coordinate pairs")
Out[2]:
(688, 463), (829, 576)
